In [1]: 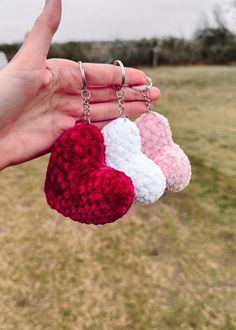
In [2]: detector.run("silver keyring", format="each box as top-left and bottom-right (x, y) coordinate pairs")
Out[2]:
(78, 61), (91, 124)
(78, 61), (87, 90)
(113, 60), (126, 90)
(131, 76), (153, 91)
(112, 60), (126, 119)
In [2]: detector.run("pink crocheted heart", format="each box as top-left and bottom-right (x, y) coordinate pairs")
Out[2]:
(136, 112), (191, 192)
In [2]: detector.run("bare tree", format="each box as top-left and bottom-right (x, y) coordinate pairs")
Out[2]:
(216, 0), (236, 33)
(213, 4), (227, 28)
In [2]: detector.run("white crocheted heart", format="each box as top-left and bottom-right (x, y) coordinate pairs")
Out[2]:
(102, 118), (166, 204)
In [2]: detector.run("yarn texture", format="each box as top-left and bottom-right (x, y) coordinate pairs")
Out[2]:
(136, 112), (191, 192)
(102, 118), (166, 204)
(45, 123), (135, 225)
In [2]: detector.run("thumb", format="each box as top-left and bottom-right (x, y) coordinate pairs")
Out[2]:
(17, 0), (62, 66)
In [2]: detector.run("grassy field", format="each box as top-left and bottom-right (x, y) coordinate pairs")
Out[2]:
(0, 66), (235, 330)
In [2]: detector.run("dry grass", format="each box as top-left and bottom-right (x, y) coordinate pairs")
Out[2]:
(0, 66), (236, 330)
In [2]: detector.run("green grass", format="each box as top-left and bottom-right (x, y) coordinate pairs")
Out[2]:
(0, 66), (235, 330)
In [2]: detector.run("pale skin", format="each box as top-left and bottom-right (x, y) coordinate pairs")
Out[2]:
(0, 0), (160, 171)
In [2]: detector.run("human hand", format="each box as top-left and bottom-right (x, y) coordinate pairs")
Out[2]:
(0, 0), (160, 170)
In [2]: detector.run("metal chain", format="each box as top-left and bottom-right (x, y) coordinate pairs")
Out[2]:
(81, 89), (91, 124)
(115, 87), (125, 118)
(141, 88), (153, 112)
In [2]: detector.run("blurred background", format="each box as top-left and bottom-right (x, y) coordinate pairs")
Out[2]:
(0, 1), (236, 329)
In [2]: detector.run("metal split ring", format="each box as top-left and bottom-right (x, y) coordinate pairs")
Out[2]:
(78, 61), (88, 90)
(131, 76), (153, 91)
(113, 60), (126, 91)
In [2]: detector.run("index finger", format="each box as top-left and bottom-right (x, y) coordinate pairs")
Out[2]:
(46, 59), (147, 93)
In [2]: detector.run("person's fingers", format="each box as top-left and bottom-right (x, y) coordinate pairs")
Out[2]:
(58, 86), (160, 107)
(91, 86), (160, 103)
(46, 59), (147, 92)
(61, 101), (148, 122)
(16, 0), (62, 67)
(83, 63), (147, 87)
(93, 120), (111, 129)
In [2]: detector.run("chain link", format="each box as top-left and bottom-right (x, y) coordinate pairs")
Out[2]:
(115, 87), (125, 118)
(81, 89), (91, 124)
(141, 88), (153, 112)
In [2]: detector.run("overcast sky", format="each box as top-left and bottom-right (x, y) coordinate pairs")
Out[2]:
(0, 0), (233, 43)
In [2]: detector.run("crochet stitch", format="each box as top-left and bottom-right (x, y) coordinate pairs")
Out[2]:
(136, 112), (191, 192)
(102, 118), (166, 204)
(45, 123), (135, 225)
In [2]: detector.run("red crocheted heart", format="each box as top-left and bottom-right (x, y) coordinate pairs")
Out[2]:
(44, 123), (135, 225)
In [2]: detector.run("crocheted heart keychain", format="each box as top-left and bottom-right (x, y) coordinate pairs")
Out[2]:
(102, 60), (166, 204)
(44, 61), (135, 225)
(134, 78), (192, 192)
